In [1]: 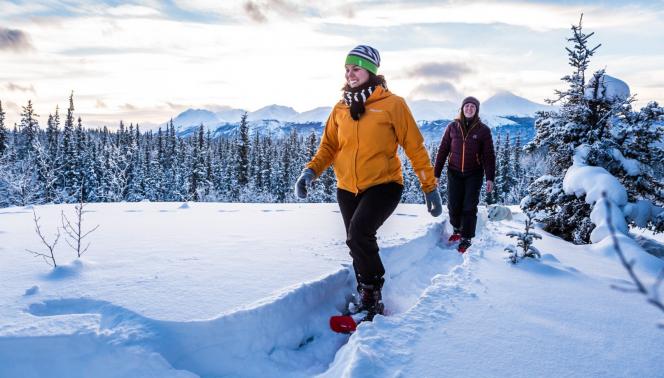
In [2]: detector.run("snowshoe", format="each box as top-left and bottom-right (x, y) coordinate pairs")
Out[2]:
(458, 238), (472, 253)
(330, 281), (384, 334)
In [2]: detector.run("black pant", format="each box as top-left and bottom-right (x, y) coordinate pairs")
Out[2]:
(447, 169), (483, 239)
(337, 182), (403, 286)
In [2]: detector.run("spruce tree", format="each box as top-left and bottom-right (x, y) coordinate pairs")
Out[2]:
(189, 125), (208, 201)
(0, 100), (7, 157)
(61, 93), (79, 200)
(499, 133), (516, 203)
(46, 106), (60, 161)
(236, 112), (250, 187)
(18, 100), (40, 158)
(486, 133), (502, 204)
(523, 14), (664, 241)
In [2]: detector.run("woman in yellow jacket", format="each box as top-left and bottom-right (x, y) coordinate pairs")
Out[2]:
(294, 45), (442, 321)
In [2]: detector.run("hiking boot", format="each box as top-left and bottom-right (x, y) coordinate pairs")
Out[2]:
(458, 238), (472, 253)
(356, 282), (384, 321)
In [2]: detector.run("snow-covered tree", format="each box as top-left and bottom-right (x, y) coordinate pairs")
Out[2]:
(236, 112), (250, 187)
(0, 100), (7, 157)
(524, 15), (664, 242)
(61, 93), (80, 201)
(505, 212), (542, 264)
(18, 100), (39, 158)
(524, 15), (611, 243)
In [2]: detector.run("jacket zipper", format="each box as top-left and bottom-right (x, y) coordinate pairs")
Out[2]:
(354, 118), (360, 194)
(460, 121), (478, 173)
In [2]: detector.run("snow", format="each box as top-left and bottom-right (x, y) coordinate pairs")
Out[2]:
(482, 90), (554, 117)
(563, 144), (664, 244)
(247, 105), (298, 122)
(611, 148), (641, 176)
(585, 74), (630, 101)
(290, 107), (333, 123)
(563, 145), (627, 207)
(625, 200), (664, 228)
(1, 203), (663, 377)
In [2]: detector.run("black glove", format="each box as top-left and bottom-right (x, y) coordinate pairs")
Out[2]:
(425, 190), (442, 217)
(294, 168), (315, 199)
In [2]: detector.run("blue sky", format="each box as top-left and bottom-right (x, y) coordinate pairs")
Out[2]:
(1, 0), (663, 128)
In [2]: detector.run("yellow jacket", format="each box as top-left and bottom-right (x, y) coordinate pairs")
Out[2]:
(307, 86), (437, 194)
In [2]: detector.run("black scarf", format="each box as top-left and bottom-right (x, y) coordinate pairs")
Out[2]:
(343, 84), (377, 121)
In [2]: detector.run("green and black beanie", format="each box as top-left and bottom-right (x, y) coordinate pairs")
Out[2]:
(345, 45), (381, 75)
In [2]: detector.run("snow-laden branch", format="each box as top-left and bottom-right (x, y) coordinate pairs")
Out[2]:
(562, 145), (663, 242)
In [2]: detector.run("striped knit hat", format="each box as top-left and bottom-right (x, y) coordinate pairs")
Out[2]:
(345, 45), (380, 75)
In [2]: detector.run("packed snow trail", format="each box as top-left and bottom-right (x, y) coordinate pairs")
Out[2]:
(320, 218), (489, 377)
(2, 216), (473, 378)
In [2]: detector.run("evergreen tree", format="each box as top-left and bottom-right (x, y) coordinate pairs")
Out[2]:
(0, 100), (7, 157)
(499, 133), (516, 202)
(485, 133), (502, 204)
(236, 112), (250, 187)
(61, 93), (79, 200)
(18, 100), (39, 158)
(523, 14), (664, 241)
(189, 125), (208, 201)
(46, 106), (60, 161)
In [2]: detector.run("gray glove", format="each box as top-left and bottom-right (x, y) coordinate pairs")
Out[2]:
(425, 190), (442, 217)
(295, 168), (316, 199)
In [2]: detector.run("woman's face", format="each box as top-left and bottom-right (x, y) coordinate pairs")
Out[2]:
(345, 64), (370, 88)
(463, 103), (477, 118)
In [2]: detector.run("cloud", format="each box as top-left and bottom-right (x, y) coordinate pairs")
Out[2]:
(95, 99), (107, 109)
(405, 62), (473, 80)
(5, 100), (20, 112)
(410, 81), (462, 101)
(166, 102), (188, 110)
(321, 1), (664, 32)
(244, 1), (267, 22)
(121, 103), (137, 111)
(0, 27), (33, 52)
(6, 83), (36, 93)
(106, 5), (161, 17)
(243, 0), (316, 22)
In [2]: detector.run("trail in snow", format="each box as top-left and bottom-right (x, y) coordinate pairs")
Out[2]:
(321, 215), (491, 377)
(3, 215), (480, 378)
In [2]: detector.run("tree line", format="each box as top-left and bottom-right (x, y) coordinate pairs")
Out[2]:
(0, 95), (531, 209)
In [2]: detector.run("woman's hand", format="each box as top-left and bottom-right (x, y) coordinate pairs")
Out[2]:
(486, 180), (494, 193)
(294, 168), (315, 199)
(425, 190), (442, 217)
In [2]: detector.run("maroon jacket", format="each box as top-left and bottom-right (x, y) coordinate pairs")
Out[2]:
(434, 119), (496, 181)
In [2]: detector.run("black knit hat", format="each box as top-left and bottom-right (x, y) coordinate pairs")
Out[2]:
(461, 96), (480, 114)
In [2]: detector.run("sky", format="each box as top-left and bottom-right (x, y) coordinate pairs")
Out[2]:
(1, 0), (663, 129)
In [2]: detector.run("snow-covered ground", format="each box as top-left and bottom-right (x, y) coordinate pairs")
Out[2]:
(1, 203), (663, 377)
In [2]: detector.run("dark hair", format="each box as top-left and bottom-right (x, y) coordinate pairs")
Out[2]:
(342, 72), (388, 92)
(456, 110), (480, 123)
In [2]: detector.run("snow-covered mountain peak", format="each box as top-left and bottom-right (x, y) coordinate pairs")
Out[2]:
(248, 104), (298, 121)
(483, 91), (552, 116)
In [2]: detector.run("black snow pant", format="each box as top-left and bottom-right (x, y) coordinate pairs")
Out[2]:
(337, 182), (403, 287)
(447, 168), (484, 239)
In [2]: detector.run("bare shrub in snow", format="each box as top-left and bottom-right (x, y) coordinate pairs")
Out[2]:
(505, 212), (542, 264)
(61, 190), (99, 258)
(25, 209), (61, 267)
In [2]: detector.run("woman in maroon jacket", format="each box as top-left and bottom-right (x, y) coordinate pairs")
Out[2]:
(434, 96), (496, 253)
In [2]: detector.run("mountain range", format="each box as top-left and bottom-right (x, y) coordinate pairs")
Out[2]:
(165, 91), (553, 142)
